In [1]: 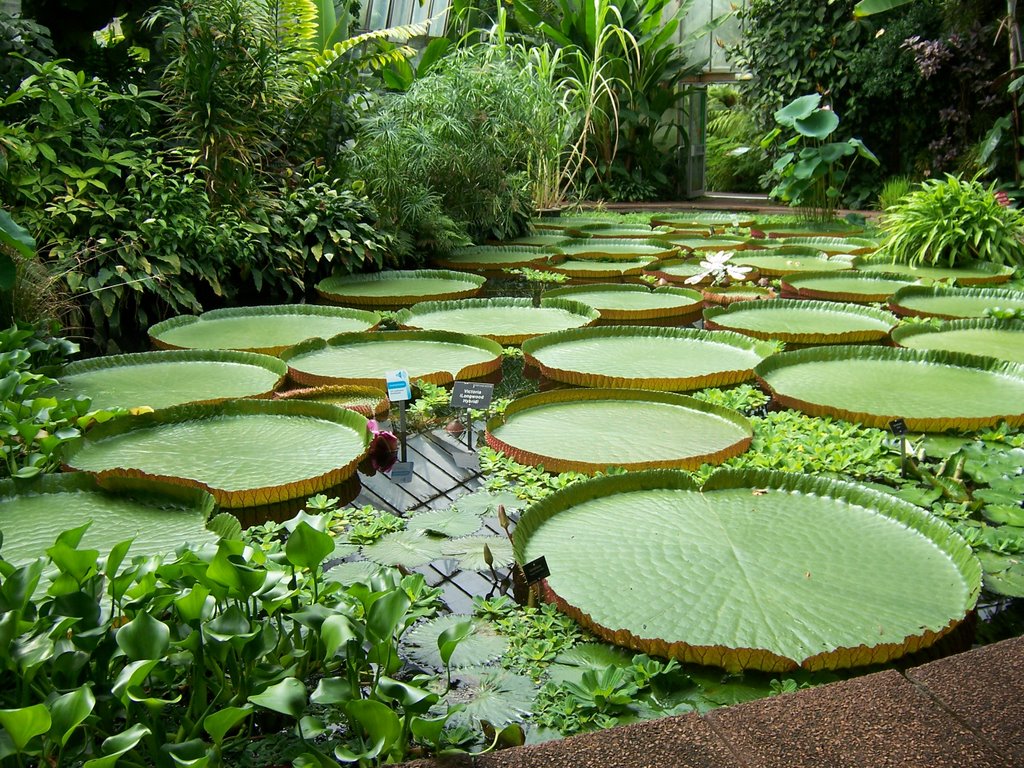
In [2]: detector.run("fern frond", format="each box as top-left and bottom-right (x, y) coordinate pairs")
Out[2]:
(275, 0), (319, 53)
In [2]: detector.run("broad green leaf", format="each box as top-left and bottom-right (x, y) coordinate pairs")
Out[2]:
(335, 700), (401, 763)
(514, 469), (980, 672)
(48, 686), (95, 747)
(774, 94), (821, 126)
(116, 611), (170, 660)
(203, 705), (252, 745)
(892, 318), (1024, 364)
(376, 676), (438, 713)
(366, 589), (411, 644)
(310, 677), (353, 706)
(248, 678), (307, 720)
(82, 724), (151, 768)
(437, 620), (474, 669)
(403, 615), (507, 670)
(0, 208), (35, 259)
(320, 614), (357, 658)
(854, 0), (912, 17)
(285, 521), (335, 571)
(0, 705), (50, 751)
(793, 109), (839, 140)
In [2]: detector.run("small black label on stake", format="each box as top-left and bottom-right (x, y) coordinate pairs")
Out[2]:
(522, 556), (550, 584)
(450, 381), (495, 410)
(888, 418), (909, 437)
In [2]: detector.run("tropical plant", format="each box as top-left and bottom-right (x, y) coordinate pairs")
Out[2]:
(877, 175), (913, 210)
(761, 93), (879, 220)
(0, 10), (57, 96)
(705, 85), (770, 192)
(878, 174), (1024, 268)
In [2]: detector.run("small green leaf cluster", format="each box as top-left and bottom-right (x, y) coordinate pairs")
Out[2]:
(474, 597), (586, 677)
(479, 447), (592, 503)
(691, 384), (769, 414)
(877, 174), (1024, 269)
(0, 506), (474, 767)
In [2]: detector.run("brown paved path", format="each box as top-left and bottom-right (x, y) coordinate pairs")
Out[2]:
(397, 635), (1024, 768)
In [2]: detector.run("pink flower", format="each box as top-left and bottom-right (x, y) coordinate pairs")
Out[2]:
(362, 420), (399, 475)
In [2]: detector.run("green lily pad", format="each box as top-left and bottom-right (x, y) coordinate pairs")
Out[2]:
(552, 238), (678, 260)
(445, 667), (536, 728)
(504, 232), (576, 247)
(395, 298), (598, 345)
(889, 286), (1024, 319)
(531, 215), (613, 230)
(758, 221), (865, 237)
(985, 562), (1024, 597)
(542, 284), (703, 323)
(441, 536), (514, 570)
(403, 615), (508, 670)
(702, 285), (778, 306)
(665, 236), (750, 252)
(781, 271), (913, 303)
(644, 257), (758, 285)
(360, 530), (448, 568)
(732, 249), (853, 277)
(323, 559), (390, 586)
(540, 256), (657, 279)
(513, 469), (980, 672)
(650, 212), (755, 230)
(149, 305), (381, 354)
(892, 319), (1024, 363)
(452, 490), (525, 516)
(63, 400), (369, 508)
(0, 473), (218, 565)
(433, 245), (552, 271)
(568, 223), (673, 239)
(315, 269), (486, 308)
(275, 385), (390, 419)
(281, 331), (503, 388)
(777, 236), (878, 255)
(522, 326), (778, 391)
(854, 258), (1015, 286)
(755, 345), (1024, 431)
(486, 389), (752, 473)
(546, 643), (634, 685)
(55, 350), (287, 411)
(704, 299), (896, 345)
(406, 507), (483, 538)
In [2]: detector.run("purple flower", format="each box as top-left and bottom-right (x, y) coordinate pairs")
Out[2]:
(362, 420), (399, 475)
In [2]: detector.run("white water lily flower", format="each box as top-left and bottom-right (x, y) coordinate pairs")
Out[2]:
(683, 250), (752, 286)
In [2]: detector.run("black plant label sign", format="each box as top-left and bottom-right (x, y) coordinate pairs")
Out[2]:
(888, 418), (909, 437)
(522, 556), (550, 584)
(450, 381), (494, 410)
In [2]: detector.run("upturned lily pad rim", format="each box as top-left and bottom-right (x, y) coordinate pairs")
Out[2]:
(522, 325), (779, 390)
(755, 345), (1024, 431)
(531, 215), (614, 230)
(891, 318), (1024, 357)
(781, 270), (914, 302)
(432, 245), (555, 271)
(758, 222), (866, 237)
(704, 299), (897, 344)
(853, 257), (1015, 285)
(542, 283), (704, 321)
(778, 236), (879, 255)
(649, 212), (756, 229)
(148, 304), (382, 355)
(664, 235), (752, 251)
(732, 250), (853, 277)
(702, 285), (778, 306)
(315, 269), (486, 307)
(281, 330), (504, 387)
(551, 238), (680, 259)
(567, 223), (674, 238)
(274, 384), (390, 419)
(0, 472), (219, 563)
(60, 349), (288, 404)
(889, 285), (1024, 318)
(537, 254), (657, 279)
(485, 388), (752, 473)
(513, 467), (981, 672)
(393, 297), (599, 345)
(62, 399), (370, 508)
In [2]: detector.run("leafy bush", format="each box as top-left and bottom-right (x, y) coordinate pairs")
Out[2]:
(352, 47), (546, 257)
(705, 85), (770, 193)
(0, 11), (56, 97)
(878, 174), (1024, 268)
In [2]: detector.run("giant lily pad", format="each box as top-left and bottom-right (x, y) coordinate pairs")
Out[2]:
(513, 469), (980, 672)
(282, 331), (503, 387)
(315, 269), (486, 308)
(650, 212), (755, 230)
(757, 221), (865, 237)
(704, 299), (897, 345)
(395, 298), (598, 345)
(275, 385), (390, 419)
(63, 400), (370, 508)
(889, 285), (1024, 319)
(732, 249), (852, 277)
(755, 346), (1024, 431)
(542, 284), (703, 323)
(539, 255), (656, 280)
(776, 236), (878, 255)
(522, 326), (777, 391)
(567, 223), (673, 239)
(432, 245), (552, 271)
(854, 257), (1015, 286)
(0, 473), (219, 565)
(149, 305), (381, 355)
(486, 389), (752, 473)
(702, 285), (777, 306)
(531, 215), (612, 230)
(552, 238), (678, 260)
(892, 319), (1024, 363)
(780, 271), (913, 303)
(644, 258), (759, 285)
(55, 350), (287, 411)
(504, 232), (576, 247)
(664, 236), (750, 252)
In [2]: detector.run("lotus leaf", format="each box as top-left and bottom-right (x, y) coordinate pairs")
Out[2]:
(781, 271), (913, 303)
(403, 615), (508, 670)
(63, 400), (370, 508)
(551, 238), (678, 260)
(755, 346), (1024, 431)
(56, 350), (287, 411)
(732, 249), (852, 277)
(324, 559), (388, 586)
(892, 319), (1024, 363)
(315, 269), (486, 308)
(486, 389), (752, 473)
(889, 285), (1024, 319)
(282, 331), (503, 387)
(406, 507), (483, 538)
(360, 530), (448, 568)
(854, 258), (1014, 286)
(704, 299), (897, 345)
(513, 469), (980, 672)
(522, 326), (777, 391)
(148, 305), (381, 354)
(395, 298), (598, 345)
(433, 245), (552, 271)
(542, 284), (703, 323)
(0, 474), (218, 564)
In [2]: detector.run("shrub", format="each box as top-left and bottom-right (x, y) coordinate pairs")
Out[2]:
(878, 174), (1024, 268)
(705, 85), (770, 193)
